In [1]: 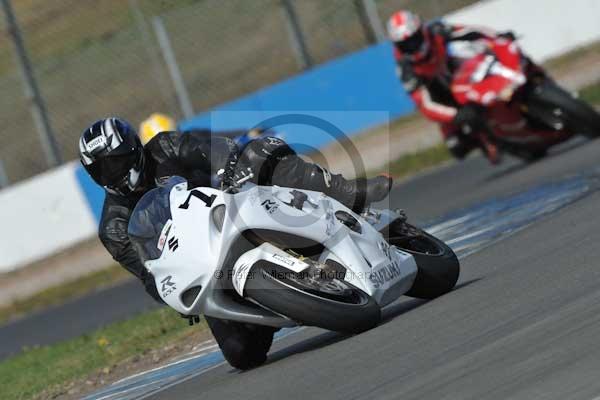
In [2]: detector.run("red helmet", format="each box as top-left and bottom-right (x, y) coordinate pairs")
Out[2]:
(387, 10), (430, 62)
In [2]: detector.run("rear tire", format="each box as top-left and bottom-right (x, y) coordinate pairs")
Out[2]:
(244, 260), (381, 333)
(383, 220), (460, 299)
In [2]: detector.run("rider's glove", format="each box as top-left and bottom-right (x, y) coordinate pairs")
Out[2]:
(218, 165), (254, 189)
(216, 150), (239, 189)
(453, 104), (486, 135)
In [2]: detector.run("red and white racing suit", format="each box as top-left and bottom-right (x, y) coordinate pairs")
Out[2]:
(394, 21), (503, 158)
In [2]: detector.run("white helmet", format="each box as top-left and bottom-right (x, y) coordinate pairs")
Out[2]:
(387, 10), (430, 62)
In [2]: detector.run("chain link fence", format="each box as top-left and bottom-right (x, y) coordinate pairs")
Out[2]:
(0, 0), (478, 185)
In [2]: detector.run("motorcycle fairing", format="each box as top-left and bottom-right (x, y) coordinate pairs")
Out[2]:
(144, 182), (417, 327)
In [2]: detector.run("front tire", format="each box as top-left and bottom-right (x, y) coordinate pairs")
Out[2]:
(244, 260), (381, 333)
(383, 220), (460, 299)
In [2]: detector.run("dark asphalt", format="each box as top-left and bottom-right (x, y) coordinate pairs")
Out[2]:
(145, 137), (600, 400)
(390, 137), (593, 224)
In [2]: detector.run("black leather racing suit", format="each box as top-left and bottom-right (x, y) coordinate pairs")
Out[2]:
(98, 130), (372, 369)
(99, 130), (353, 293)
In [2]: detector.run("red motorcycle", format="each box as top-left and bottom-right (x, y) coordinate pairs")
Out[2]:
(450, 38), (600, 163)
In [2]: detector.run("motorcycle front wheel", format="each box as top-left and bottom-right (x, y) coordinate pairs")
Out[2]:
(382, 220), (460, 299)
(244, 259), (381, 334)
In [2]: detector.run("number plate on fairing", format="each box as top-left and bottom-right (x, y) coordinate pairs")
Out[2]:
(232, 243), (310, 296)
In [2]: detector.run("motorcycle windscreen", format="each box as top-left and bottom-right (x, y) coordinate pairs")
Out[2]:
(128, 176), (185, 262)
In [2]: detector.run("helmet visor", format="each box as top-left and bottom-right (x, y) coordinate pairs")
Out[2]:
(395, 29), (425, 55)
(87, 152), (139, 187)
(104, 166), (143, 196)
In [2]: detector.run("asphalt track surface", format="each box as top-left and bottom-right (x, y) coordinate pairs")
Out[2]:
(142, 137), (600, 400)
(5, 136), (600, 399)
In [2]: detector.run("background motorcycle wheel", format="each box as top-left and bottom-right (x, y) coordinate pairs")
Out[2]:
(244, 259), (381, 334)
(526, 79), (600, 138)
(383, 220), (460, 299)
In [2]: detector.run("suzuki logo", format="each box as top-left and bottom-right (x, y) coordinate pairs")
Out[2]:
(168, 237), (179, 251)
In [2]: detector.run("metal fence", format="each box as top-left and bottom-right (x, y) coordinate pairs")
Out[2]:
(0, 0), (478, 185)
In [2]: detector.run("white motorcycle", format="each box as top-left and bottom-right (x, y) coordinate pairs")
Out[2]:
(128, 176), (459, 333)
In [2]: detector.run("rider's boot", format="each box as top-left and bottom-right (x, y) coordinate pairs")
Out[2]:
(302, 164), (393, 212)
(445, 133), (478, 160)
(241, 137), (393, 210)
(479, 134), (501, 165)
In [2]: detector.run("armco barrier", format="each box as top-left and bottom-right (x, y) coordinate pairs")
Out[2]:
(4, 0), (600, 272)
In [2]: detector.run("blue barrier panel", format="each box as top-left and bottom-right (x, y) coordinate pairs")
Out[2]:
(180, 41), (415, 150)
(74, 165), (105, 223)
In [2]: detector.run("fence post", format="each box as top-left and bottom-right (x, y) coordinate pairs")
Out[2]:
(280, 0), (312, 70)
(129, 0), (180, 118)
(0, 159), (8, 188)
(355, 0), (386, 44)
(152, 16), (195, 120)
(1, 0), (62, 168)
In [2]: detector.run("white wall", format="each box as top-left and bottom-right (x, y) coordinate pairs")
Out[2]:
(0, 162), (98, 273)
(447, 0), (600, 61)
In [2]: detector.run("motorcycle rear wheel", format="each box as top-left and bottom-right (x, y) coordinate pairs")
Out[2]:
(244, 259), (381, 333)
(525, 79), (600, 138)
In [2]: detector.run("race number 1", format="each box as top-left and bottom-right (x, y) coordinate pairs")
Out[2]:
(179, 190), (217, 209)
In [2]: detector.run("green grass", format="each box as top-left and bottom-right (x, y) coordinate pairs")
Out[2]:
(385, 144), (452, 179)
(0, 265), (130, 325)
(579, 80), (600, 105)
(0, 306), (201, 400)
(543, 41), (600, 71)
